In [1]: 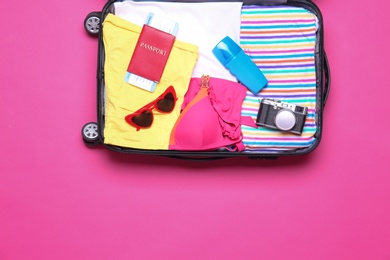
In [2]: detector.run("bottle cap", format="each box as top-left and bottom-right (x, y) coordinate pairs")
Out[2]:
(212, 36), (241, 66)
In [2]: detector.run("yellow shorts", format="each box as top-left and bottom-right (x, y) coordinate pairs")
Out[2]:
(102, 14), (198, 150)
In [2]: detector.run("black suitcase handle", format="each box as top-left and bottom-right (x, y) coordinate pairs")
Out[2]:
(323, 51), (331, 107)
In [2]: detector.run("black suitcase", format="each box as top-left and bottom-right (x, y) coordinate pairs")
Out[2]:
(81, 0), (330, 160)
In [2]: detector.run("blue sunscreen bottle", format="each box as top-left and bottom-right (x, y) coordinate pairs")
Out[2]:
(212, 36), (268, 94)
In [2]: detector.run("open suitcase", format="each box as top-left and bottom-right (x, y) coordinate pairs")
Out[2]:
(81, 0), (330, 159)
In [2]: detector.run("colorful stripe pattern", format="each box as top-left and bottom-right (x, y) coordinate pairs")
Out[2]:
(240, 6), (318, 151)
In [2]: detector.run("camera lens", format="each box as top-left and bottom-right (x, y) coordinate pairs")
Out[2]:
(275, 110), (296, 131)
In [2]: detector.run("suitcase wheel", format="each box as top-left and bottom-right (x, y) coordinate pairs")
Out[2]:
(84, 12), (102, 36)
(82, 122), (101, 146)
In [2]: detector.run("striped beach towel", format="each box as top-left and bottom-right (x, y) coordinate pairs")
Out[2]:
(240, 5), (318, 151)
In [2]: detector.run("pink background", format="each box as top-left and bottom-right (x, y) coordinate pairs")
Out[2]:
(1, 0), (390, 259)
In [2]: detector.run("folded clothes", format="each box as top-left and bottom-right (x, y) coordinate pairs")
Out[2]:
(114, 0), (243, 81)
(169, 76), (254, 151)
(102, 14), (198, 150)
(239, 6), (319, 151)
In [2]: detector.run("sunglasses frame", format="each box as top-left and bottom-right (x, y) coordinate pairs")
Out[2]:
(125, 85), (177, 131)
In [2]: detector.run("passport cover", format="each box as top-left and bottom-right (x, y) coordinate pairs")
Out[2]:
(127, 25), (175, 83)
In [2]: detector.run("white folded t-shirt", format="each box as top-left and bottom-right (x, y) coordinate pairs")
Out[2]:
(114, 1), (243, 81)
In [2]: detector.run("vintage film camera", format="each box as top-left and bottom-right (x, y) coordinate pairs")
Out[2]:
(256, 99), (308, 135)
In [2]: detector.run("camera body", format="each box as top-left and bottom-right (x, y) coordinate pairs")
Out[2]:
(256, 99), (308, 135)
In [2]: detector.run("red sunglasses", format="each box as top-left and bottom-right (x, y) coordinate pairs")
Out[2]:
(125, 86), (177, 131)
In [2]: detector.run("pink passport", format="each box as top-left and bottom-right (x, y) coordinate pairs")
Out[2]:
(127, 24), (175, 82)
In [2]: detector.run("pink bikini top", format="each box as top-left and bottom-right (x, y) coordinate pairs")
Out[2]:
(169, 76), (256, 151)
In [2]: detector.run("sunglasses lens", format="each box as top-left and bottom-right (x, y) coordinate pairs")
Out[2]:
(131, 110), (153, 128)
(157, 92), (175, 112)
